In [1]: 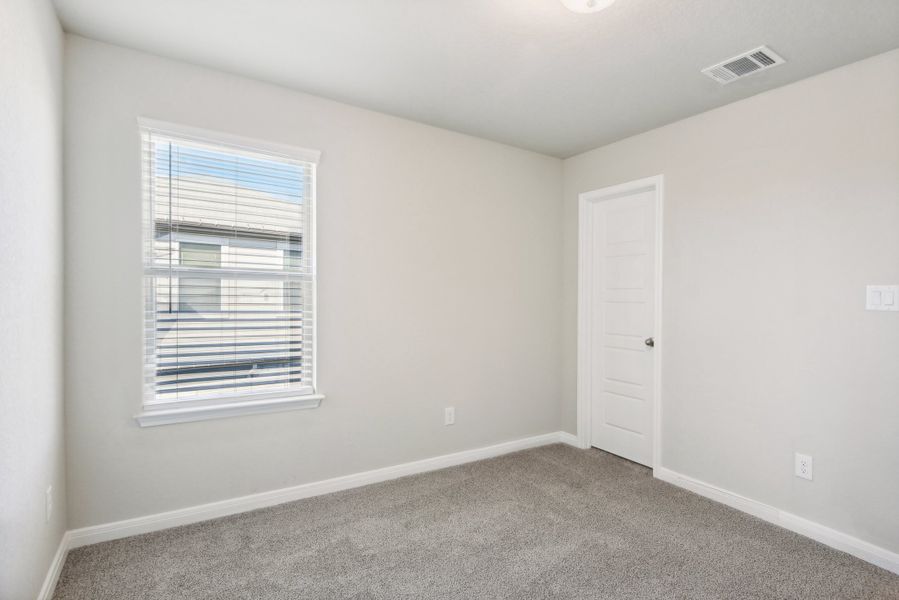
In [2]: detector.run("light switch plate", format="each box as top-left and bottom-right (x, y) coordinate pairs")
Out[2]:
(866, 285), (899, 311)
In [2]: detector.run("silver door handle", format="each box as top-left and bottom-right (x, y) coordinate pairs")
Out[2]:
(644, 337), (655, 348)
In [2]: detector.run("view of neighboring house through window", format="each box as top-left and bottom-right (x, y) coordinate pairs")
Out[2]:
(179, 242), (222, 312)
(141, 123), (318, 411)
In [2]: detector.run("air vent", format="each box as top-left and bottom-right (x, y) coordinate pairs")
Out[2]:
(702, 46), (785, 84)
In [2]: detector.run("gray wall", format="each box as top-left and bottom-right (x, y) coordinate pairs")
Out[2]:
(562, 49), (899, 553)
(0, 0), (67, 597)
(64, 36), (563, 529)
(61, 28), (899, 564)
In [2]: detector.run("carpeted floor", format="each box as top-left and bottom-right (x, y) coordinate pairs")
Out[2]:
(54, 444), (899, 599)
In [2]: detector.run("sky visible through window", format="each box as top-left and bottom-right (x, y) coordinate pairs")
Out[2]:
(156, 142), (304, 203)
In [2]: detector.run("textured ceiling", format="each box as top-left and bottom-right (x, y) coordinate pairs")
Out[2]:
(53, 0), (899, 157)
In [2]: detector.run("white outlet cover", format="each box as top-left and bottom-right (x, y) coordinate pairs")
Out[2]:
(794, 453), (813, 481)
(444, 407), (455, 426)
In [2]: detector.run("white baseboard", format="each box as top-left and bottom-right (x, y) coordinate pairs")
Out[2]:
(68, 431), (567, 549)
(654, 467), (899, 575)
(38, 532), (70, 600)
(558, 431), (585, 448)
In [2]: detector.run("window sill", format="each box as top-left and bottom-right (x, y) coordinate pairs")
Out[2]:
(134, 394), (325, 427)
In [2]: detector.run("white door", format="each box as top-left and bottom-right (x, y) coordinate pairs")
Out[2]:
(586, 186), (657, 466)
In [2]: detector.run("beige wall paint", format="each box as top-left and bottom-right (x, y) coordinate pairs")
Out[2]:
(0, 0), (66, 597)
(64, 36), (563, 529)
(562, 49), (899, 553)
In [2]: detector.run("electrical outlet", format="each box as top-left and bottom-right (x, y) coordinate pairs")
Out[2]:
(444, 406), (455, 426)
(794, 453), (813, 481)
(45, 486), (53, 523)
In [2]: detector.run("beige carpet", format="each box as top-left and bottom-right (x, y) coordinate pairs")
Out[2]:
(54, 444), (899, 599)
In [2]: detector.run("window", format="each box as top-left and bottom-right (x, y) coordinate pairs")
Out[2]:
(138, 120), (322, 426)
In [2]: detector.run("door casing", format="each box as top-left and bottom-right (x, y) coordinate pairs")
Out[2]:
(576, 175), (664, 469)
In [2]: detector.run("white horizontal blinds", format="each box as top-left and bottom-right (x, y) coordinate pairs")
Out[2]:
(141, 126), (315, 406)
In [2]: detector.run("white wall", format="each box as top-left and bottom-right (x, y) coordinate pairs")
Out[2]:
(64, 36), (563, 529)
(562, 49), (899, 553)
(0, 0), (66, 597)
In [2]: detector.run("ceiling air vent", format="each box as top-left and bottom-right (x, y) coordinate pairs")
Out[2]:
(702, 46), (785, 85)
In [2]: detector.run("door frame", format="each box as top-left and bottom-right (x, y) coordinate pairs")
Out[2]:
(576, 175), (664, 469)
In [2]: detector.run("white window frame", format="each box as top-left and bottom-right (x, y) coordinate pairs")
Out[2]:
(135, 118), (324, 427)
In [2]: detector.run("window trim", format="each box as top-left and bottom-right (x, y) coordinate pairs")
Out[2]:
(137, 118), (322, 163)
(135, 393), (326, 427)
(135, 118), (323, 427)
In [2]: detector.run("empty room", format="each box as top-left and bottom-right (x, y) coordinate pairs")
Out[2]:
(2, 0), (899, 598)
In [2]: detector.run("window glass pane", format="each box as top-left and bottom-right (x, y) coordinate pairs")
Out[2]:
(283, 249), (303, 309)
(179, 243), (222, 313)
(181, 242), (221, 268)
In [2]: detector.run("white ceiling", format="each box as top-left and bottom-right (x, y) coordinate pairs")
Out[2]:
(53, 0), (899, 158)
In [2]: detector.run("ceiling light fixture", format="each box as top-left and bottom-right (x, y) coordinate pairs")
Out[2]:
(560, 0), (616, 13)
